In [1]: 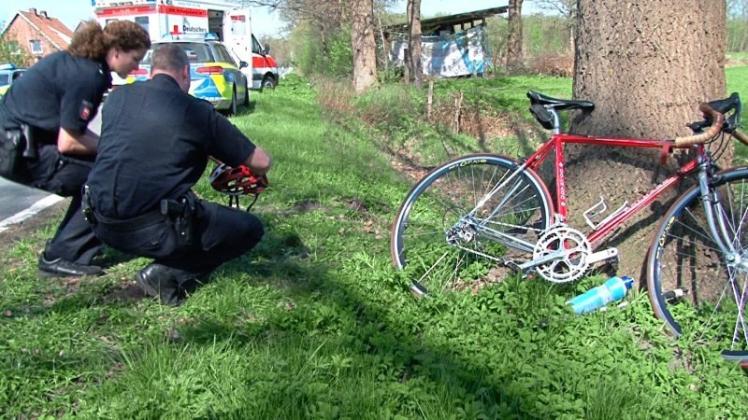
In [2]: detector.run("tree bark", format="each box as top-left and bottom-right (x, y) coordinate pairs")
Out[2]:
(406, 0), (423, 87)
(505, 0), (524, 73)
(567, 0), (726, 278)
(351, 0), (378, 93)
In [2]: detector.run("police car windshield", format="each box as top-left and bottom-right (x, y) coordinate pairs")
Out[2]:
(141, 42), (214, 65)
(0, 74), (9, 86)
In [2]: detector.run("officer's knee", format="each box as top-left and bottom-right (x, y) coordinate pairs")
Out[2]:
(244, 215), (264, 245)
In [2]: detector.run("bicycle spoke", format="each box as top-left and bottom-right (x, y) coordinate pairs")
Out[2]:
(479, 216), (546, 234)
(446, 253), (466, 292)
(729, 271), (748, 348)
(648, 169), (748, 354)
(392, 155), (552, 296)
(681, 207), (719, 244)
(415, 250), (450, 286)
(660, 233), (723, 255)
(697, 280), (730, 343)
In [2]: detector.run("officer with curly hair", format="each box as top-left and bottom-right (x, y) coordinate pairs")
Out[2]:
(86, 44), (271, 305)
(0, 20), (150, 277)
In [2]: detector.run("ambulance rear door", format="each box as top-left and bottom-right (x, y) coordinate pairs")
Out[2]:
(223, 9), (252, 78)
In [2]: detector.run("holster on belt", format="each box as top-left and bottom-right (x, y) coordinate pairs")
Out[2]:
(82, 184), (96, 225)
(160, 192), (198, 247)
(21, 124), (38, 160)
(0, 123), (37, 181)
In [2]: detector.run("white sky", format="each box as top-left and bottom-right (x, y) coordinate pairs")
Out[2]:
(0, 1), (540, 38)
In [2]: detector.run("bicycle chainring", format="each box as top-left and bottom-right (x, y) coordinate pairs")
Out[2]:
(533, 224), (591, 283)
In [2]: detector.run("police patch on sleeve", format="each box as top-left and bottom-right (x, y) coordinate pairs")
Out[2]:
(79, 100), (93, 121)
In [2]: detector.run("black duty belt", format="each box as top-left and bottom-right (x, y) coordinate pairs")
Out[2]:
(83, 185), (198, 246)
(91, 207), (165, 232)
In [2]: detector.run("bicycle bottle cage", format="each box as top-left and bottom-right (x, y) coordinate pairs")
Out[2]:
(527, 91), (595, 130)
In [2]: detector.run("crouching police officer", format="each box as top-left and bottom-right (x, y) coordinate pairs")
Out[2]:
(85, 44), (271, 306)
(0, 20), (150, 277)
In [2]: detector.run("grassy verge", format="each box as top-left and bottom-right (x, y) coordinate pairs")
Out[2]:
(1, 75), (747, 418)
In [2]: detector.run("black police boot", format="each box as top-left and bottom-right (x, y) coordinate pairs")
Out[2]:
(178, 272), (210, 298)
(38, 252), (104, 278)
(135, 263), (184, 306)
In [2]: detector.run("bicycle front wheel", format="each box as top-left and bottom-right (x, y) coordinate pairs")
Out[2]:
(391, 154), (553, 296)
(647, 168), (748, 357)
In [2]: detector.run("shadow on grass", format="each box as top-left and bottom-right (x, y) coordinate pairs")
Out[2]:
(169, 226), (536, 416)
(232, 99), (256, 117)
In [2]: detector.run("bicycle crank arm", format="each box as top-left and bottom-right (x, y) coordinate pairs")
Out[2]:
(516, 250), (566, 272)
(515, 247), (617, 274)
(585, 248), (618, 265)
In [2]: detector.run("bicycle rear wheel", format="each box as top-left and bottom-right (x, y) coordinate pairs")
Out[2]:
(391, 154), (553, 296)
(647, 168), (748, 358)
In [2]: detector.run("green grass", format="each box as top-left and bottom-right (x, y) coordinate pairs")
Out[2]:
(727, 66), (748, 163)
(1, 74), (747, 418)
(727, 51), (748, 66)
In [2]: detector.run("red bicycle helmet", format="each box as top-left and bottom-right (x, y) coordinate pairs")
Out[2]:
(209, 163), (268, 196)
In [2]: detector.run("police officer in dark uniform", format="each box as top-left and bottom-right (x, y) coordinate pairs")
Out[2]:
(86, 44), (271, 306)
(0, 20), (150, 277)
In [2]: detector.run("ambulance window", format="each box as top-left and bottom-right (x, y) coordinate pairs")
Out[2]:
(252, 36), (262, 55)
(135, 16), (149, 33)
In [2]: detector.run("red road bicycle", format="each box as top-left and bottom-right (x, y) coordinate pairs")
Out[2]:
(390, 91), (748, 364)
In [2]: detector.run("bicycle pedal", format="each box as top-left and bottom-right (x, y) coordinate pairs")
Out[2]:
(586, 248), (618, 265)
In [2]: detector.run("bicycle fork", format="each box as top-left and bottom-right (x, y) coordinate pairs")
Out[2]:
(698, 164), (744, 267)
(697, 163), (748, 349)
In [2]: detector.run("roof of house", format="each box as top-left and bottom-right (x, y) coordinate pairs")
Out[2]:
(384, 6), (508, 36)
(2, 8), (74, 50)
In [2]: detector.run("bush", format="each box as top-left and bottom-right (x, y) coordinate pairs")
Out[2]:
(0, 37), (31, 66)
(290, 23), (352, 78)
(528, 53), (573, 77)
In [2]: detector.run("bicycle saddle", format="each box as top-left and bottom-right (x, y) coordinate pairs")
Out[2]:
(527, 91), (595, 111)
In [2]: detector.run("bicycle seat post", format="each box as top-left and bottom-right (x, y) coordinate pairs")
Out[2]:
(549, 107), (561, 135)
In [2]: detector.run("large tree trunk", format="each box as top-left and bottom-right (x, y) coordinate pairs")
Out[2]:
(505, 0), (524, 73)
(568, 0), (726, 279)
(406, 0), (423, 87)
(351, 0), (378, 93)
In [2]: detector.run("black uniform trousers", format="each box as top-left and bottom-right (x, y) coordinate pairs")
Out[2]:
(92, 197), (264, 285)
(24, 144), (101, 264)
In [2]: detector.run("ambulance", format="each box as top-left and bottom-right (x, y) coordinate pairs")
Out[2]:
(93, 0), (278, 89)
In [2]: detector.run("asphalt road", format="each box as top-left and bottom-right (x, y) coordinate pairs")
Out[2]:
(0, 107), (102, 222)
(0, 178), (50, 220)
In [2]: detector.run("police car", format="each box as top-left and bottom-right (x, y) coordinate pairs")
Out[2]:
(0, 64), (27, 97)
(126, 36), (250, 114)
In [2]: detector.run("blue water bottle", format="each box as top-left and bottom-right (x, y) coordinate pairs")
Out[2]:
(567, 276), (634, 314)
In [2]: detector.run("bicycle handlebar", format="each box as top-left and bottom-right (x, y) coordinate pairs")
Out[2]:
(733, 129), (748, 146)
(674, 103), (724, 147)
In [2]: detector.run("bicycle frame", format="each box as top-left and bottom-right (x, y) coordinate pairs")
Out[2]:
(522, 133), (702, 249)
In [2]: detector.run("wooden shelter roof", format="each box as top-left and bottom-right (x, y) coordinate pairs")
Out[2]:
(384, 6), (508, 36)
